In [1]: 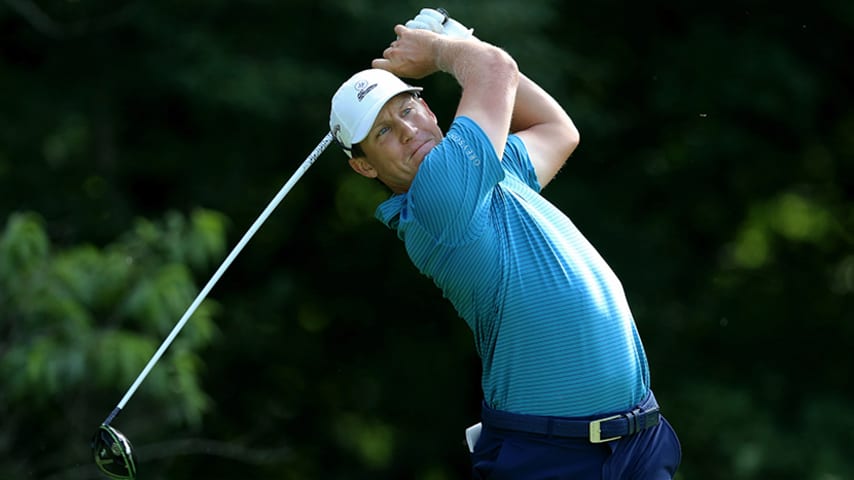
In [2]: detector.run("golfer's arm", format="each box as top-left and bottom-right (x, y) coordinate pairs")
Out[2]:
(435, 38), (519, 159)
(511, 74), (580, 188)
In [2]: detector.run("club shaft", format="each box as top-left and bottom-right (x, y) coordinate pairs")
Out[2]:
(108, 132), (334, 420)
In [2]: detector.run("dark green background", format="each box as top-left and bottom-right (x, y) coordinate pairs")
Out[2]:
(1, 1), (852, 478)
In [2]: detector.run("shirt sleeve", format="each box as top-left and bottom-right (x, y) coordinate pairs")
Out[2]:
(501, 134), (542, 193)
(407, 117), (505, 245)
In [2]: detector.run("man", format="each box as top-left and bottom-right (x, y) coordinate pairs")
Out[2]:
(329, 9), (681, 479)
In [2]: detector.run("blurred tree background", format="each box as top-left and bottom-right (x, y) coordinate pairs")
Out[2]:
(1, 0), (851, 478)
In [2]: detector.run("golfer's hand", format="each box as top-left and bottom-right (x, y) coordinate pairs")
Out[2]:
(372, 25), (443, 79)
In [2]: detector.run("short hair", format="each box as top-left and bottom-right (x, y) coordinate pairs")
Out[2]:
(351, 143), (366, 159)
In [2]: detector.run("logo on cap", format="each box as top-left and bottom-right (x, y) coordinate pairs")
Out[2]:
(354, 80), (377, 102)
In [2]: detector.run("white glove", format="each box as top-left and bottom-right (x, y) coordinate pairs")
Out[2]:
(404, 8), (475, 39)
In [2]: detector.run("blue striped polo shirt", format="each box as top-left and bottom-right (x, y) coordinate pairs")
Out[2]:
(376, 116), (649, 417)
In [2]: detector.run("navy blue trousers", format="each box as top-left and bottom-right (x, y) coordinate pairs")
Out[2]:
(471, 394), (681, 479)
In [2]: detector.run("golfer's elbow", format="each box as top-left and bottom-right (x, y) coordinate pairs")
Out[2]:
(446, 40), (519, 91)
(496, 46), (519, 73)
(553, 115), (579, 162)
(565, 121), (580, 159)
(478, 46), (519, 91)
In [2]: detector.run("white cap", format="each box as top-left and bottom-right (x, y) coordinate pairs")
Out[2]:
(329, 69), (422, 158)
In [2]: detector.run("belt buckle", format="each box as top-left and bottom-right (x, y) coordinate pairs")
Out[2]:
(589, 414), (622, 443)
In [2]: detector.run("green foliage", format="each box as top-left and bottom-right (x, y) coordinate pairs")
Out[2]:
(727, 191), (835, 268)
(0, 212), (50, 276)
(333, 413), (396, 470)
(1, 1), (852, 479)
(0, 209), (225, 477)
(673, 384), (854, 479)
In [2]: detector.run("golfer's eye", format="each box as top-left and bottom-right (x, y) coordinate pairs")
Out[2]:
(401, 107), (412, 117)
(376, 126), (390, 137)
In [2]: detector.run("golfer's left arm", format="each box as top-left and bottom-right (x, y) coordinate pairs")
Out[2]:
(511, 74), (579, 188)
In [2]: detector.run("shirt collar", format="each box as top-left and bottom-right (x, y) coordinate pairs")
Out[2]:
(375, 193), (405, 229)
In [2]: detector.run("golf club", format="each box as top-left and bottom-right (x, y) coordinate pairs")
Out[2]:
(92, 132), (334, 479)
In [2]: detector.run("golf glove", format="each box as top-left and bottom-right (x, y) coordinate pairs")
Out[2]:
(405, 8), (475, 39)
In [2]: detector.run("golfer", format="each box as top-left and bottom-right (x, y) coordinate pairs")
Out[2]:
(329, 9), (681, 479)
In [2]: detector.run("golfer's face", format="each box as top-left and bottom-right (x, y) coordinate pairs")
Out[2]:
(358, 93), (442, 193)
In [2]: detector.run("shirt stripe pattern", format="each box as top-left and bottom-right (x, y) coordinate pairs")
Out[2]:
(376, 117), (649, 417)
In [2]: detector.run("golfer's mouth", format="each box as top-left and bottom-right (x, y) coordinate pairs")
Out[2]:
(411, 139), (434, 163)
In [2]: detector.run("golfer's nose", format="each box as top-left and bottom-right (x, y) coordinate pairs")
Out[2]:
(398, 119), (417, 143)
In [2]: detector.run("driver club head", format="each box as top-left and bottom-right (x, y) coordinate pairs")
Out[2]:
(92, 424), (138, 479)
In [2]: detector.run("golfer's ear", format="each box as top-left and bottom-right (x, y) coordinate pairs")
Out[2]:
(349, 157), (377, 178)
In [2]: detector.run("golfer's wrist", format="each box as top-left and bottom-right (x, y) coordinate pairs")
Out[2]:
(433, 36), (451, 73)
(433, 37), (471, 77)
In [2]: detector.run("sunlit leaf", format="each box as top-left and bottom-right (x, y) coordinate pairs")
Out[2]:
(771, 192), (831, 243)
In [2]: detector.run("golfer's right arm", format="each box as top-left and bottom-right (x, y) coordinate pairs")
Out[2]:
(372, 25), (519, 159)
(511, 74), (580, 189)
